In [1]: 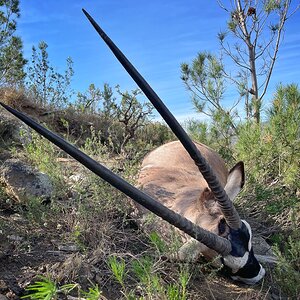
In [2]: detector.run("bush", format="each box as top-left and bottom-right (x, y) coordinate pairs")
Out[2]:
(234, 84), (299, 298)
(235, 120), (299, 228)
(235, 84), (299, 208)
(185, 118), (235, 163)
(274, 235), (300, 298)
(185, 84), (299, 298)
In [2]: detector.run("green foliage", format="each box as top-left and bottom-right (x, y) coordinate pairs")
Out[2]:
(22, 129), (67, 195)
(264, 0), (282, 13)
(73, 83), (160, 156)
(79, 172), (124, 211)
(182, 1), (298, 124)
(0, 36), (26, 86)
(23, 195), (49, 223)
(233, 84), (299, 244)
(140, 121), (174, 146)
(0, 0), (26, 86)
(184, 119), (209, 145)
(23, 130), (59, 180)
(181, 50), (238, 154)
(108, 255), (127, 294)
(22, 276), (108, 300)
(236, 84), (299, 188)
(163, 267), (190, 300)
(81, 284), (103, 300)
(26, 41), (74, 107)
(115, 86), (154, 153)
(22, 276), (58, 300)
(80, 125), (109, 157)
(177, 267), (190, 300)
(101, 83), (117, 117)
(22, 276), (101, 300)
(75, 83), (103, 113)
(131, 255), (154, 285)
(185, 118), (235, 163)
(233, 84), (300, 298)
(274, 235), (300, 298)
(149, 232), (167, 253)
(267, 84), (300, 186)
(107, 253), (190, 300)
(227, 19), (237, 33)
(66, 174), (128, 251)
(21, 277), (77, 300)
(131, 257), (190, 300)
(74, 82), (117, 116)
(181, 52), (226, 116)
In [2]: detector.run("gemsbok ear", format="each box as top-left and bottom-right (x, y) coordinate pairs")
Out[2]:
(224, 162), (245, 201)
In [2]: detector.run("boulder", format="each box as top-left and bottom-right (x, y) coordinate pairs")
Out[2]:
(0, 159), (53, 204)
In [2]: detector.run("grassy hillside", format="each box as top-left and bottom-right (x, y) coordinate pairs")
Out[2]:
(0, 87), (299, 299)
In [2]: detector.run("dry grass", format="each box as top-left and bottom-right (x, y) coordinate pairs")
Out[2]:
(0, 88), (38, 111)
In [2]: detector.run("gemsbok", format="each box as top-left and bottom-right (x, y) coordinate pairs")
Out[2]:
(0, 9), (266, 285)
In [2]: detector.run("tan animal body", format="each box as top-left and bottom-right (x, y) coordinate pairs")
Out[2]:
(136, 141), (244, 261)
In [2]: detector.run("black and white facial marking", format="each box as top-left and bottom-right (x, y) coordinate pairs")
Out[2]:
(222, 220), (265, 285)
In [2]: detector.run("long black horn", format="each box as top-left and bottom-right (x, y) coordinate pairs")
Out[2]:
(0, 102), (231, 255)
(82, 9), (241, 229)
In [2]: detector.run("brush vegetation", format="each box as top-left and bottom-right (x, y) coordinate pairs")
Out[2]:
(0, 1), (299, 299)
(1, 82), (299, 299)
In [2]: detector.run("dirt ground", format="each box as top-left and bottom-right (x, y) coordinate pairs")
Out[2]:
(0, 204), (284, 300)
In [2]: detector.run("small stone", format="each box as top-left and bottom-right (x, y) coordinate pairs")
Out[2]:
(67, 296), (84, 300)
(58, 244), (79, 252)
(0, 279), (8, 289)
(7, 234), (23, 242)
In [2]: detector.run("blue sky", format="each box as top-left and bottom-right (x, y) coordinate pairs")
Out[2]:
(17, 1), (300, 122)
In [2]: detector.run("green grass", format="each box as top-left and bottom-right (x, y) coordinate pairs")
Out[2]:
(81, 284), (103, 300)
(21, 276), (77, 300)
(22, 276), (103, 300)
(108, 253), (191, 300)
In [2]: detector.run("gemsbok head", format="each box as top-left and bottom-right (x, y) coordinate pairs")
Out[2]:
(0, 9), (266, 285)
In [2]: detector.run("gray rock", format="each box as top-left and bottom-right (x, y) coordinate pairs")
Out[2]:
(58, 243), (80, 252)
(0, 159), (53, 204)
(252, 235), (277, 265)
(252, 235), (274, 256)
(0, 110), (30, 149)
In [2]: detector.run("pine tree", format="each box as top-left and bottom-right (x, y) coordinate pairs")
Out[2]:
(0, 0), (26, 86)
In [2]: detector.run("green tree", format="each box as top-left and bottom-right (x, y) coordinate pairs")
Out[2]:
(115, 86), (153, 153)
(75, 83), (102, 113)
(0, 0), (26, 86)
(73, 83), (154, 155)
(236, 83), (300, 187)
(26, 41), (74, 107)
(101, 83), (117, 118)
(181, 0), (299, 124)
